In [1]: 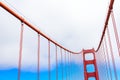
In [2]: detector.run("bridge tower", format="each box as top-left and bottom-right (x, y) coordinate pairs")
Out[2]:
(83, 49), (99, 80)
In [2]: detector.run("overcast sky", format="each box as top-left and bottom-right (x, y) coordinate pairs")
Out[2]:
(2, 0), (110, 51)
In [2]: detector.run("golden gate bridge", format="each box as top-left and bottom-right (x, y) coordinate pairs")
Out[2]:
(0, 0), (120, 80)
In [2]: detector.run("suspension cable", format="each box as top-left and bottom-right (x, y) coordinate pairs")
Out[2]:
(69, 53), (71, 80)
(0, 1), (81, 54)
(68, 52), (70, 80)
(96, 0), (114, 51)
(56, 45), (58, 80)
(102, 41), (109, 80)
(104, 36), (112, 80)
(111, 11), (120, 56)
(96, 49), (100, 79)
(48, 41), (51, 80)
(18, 22), (24, 80)
(99, 45), (106, 79)
(64, 50), (67, 80)
(107, 28), (118, 80)
(66, 52), (68, 80)
(37, 34), (40, 80)
(60, 48), (63, 80)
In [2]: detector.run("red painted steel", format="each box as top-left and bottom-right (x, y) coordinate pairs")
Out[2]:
(69, 53), (71, 80)
(102, 43), (109, 80)
(107, 28), (118, 80)
(48, 41), (51, 80)
(83, 49), (99, 80)
(104, 37), (112, 80)
(0, 1), (80, 54)
(18, 22), (24, 80)
(60, 48), (63, 80)
(37, 34), (40, 80)
(0, 0), (119, 80)
(55, 45), (58, 80)
(68, 52), (70, 80)
(96, 0), (114, 52)
(111, 11), (120, 56)
(64, 50), (67, 80)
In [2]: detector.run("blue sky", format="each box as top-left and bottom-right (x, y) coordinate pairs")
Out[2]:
(0, 62), (84, 80)
(0, 0), (120, 80)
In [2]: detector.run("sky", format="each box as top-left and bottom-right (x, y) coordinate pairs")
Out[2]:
(0, 0), (120, 80)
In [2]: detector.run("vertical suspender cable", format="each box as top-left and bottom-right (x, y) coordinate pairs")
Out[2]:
(56, 45), (58, 80)
(69, 53), (71, 80)
(104, 36), (112, 80)
(107, 28), (118, 80)
(18, 22), (24, 80)
(48, 41), (51, 80)
(66, 51), (68, 80)
(98, 47), (101, 78)
(100, 45), (105, 79)
(37, 34), (40, 80)
(101, 43), (107, 78)
(66, 52), (68, 80)
(60, 48), (63, 80)
(95, 51), (100, 79)
(71, 53), (73, 80)
(64, 50), (66, 80)
(111, 11), (120, 56)
(68, 52), (69, 80)
(102, 42), (109, 80)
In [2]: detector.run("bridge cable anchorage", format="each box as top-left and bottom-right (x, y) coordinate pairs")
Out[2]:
(48, 41), (51, 80)
(104, 36), (113, 80)
(18, 22), (24, 80)
(107, 28), (118, 80)
(111, 11), (120, 56)
(37, 34), (40, 80)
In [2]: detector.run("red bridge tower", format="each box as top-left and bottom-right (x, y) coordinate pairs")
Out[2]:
(83, 49), (99, 80)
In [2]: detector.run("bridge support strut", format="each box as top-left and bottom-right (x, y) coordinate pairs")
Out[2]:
(83, 49), (99, 80)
